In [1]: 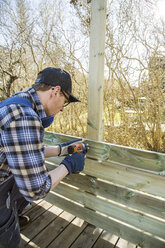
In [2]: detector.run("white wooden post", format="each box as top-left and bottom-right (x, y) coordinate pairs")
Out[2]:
(87, 0), (107, 141)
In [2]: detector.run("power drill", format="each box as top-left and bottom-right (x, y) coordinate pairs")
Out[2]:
(68, 143), (88, 154)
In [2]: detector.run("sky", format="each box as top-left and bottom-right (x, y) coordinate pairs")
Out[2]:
(155, 0), (165, 21)
(0, 0), (164, 85)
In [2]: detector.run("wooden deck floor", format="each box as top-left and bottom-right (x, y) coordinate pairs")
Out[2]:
(19, 199), (140, 248)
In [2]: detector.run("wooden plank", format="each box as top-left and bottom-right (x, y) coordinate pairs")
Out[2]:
(22, 199), (43, 215)
(20, 200), (48, 247)
(26, 211), (75, 248)
(20, 202), (62, 247)
(115, 238), (136, 248)
(70, 224), (102, 248)
(85, 159), (165, 198)
(45, 157), (165, 199)
(92, 231), (119, 248)
(52, 183), (165, 239)
(22, 205), (63, 242)
(45, 162), (165, 220)
(45, 192), (165, 248)
(63, 174), (165, 220)
(44, 131), (165, 173)
(23, 200), (53, 223)
(47, 217), (88, 248)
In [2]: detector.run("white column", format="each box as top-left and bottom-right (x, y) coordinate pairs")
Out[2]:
(87, 0), (107, 141)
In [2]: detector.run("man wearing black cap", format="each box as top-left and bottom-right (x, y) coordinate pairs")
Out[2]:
(0, 67), (87, 248)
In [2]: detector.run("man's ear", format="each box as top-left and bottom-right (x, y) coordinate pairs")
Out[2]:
(51, 86), (61, 95)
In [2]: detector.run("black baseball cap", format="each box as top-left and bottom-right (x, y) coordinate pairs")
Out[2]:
(35, 67), (80, 103)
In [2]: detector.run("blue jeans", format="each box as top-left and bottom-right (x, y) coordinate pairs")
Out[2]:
(0, 206), (20, 248)
(0, 175), (29, 248)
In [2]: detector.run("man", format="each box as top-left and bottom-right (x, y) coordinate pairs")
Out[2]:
(0, 67), (87, 248)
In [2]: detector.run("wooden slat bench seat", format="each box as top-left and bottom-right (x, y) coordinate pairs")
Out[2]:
(20, 131), (165, 247)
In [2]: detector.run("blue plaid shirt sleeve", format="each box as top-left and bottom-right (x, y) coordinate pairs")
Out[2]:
(1, 115), (52, 201)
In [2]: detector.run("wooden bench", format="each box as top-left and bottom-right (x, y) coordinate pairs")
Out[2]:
(44, 131), (165, 248)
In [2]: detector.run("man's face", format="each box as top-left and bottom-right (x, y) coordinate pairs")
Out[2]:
(48, 86), (70, 115)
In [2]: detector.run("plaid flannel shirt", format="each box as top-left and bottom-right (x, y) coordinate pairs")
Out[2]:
(0, 87), (52, 201)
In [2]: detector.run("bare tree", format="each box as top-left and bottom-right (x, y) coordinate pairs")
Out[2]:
(70, 0), (165, 151)
(1, 0), (165, 151)
(0, 0), (35, 97)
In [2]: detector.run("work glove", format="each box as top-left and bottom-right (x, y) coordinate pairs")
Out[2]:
(61, 150), (88, 174)
(58, 138), (84, 156)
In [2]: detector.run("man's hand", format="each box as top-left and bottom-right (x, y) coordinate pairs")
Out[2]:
(61, 152), (86, 174)
(58, 139), (84, 156)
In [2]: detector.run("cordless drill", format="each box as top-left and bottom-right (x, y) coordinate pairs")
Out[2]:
(68, 143), (88, 154)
